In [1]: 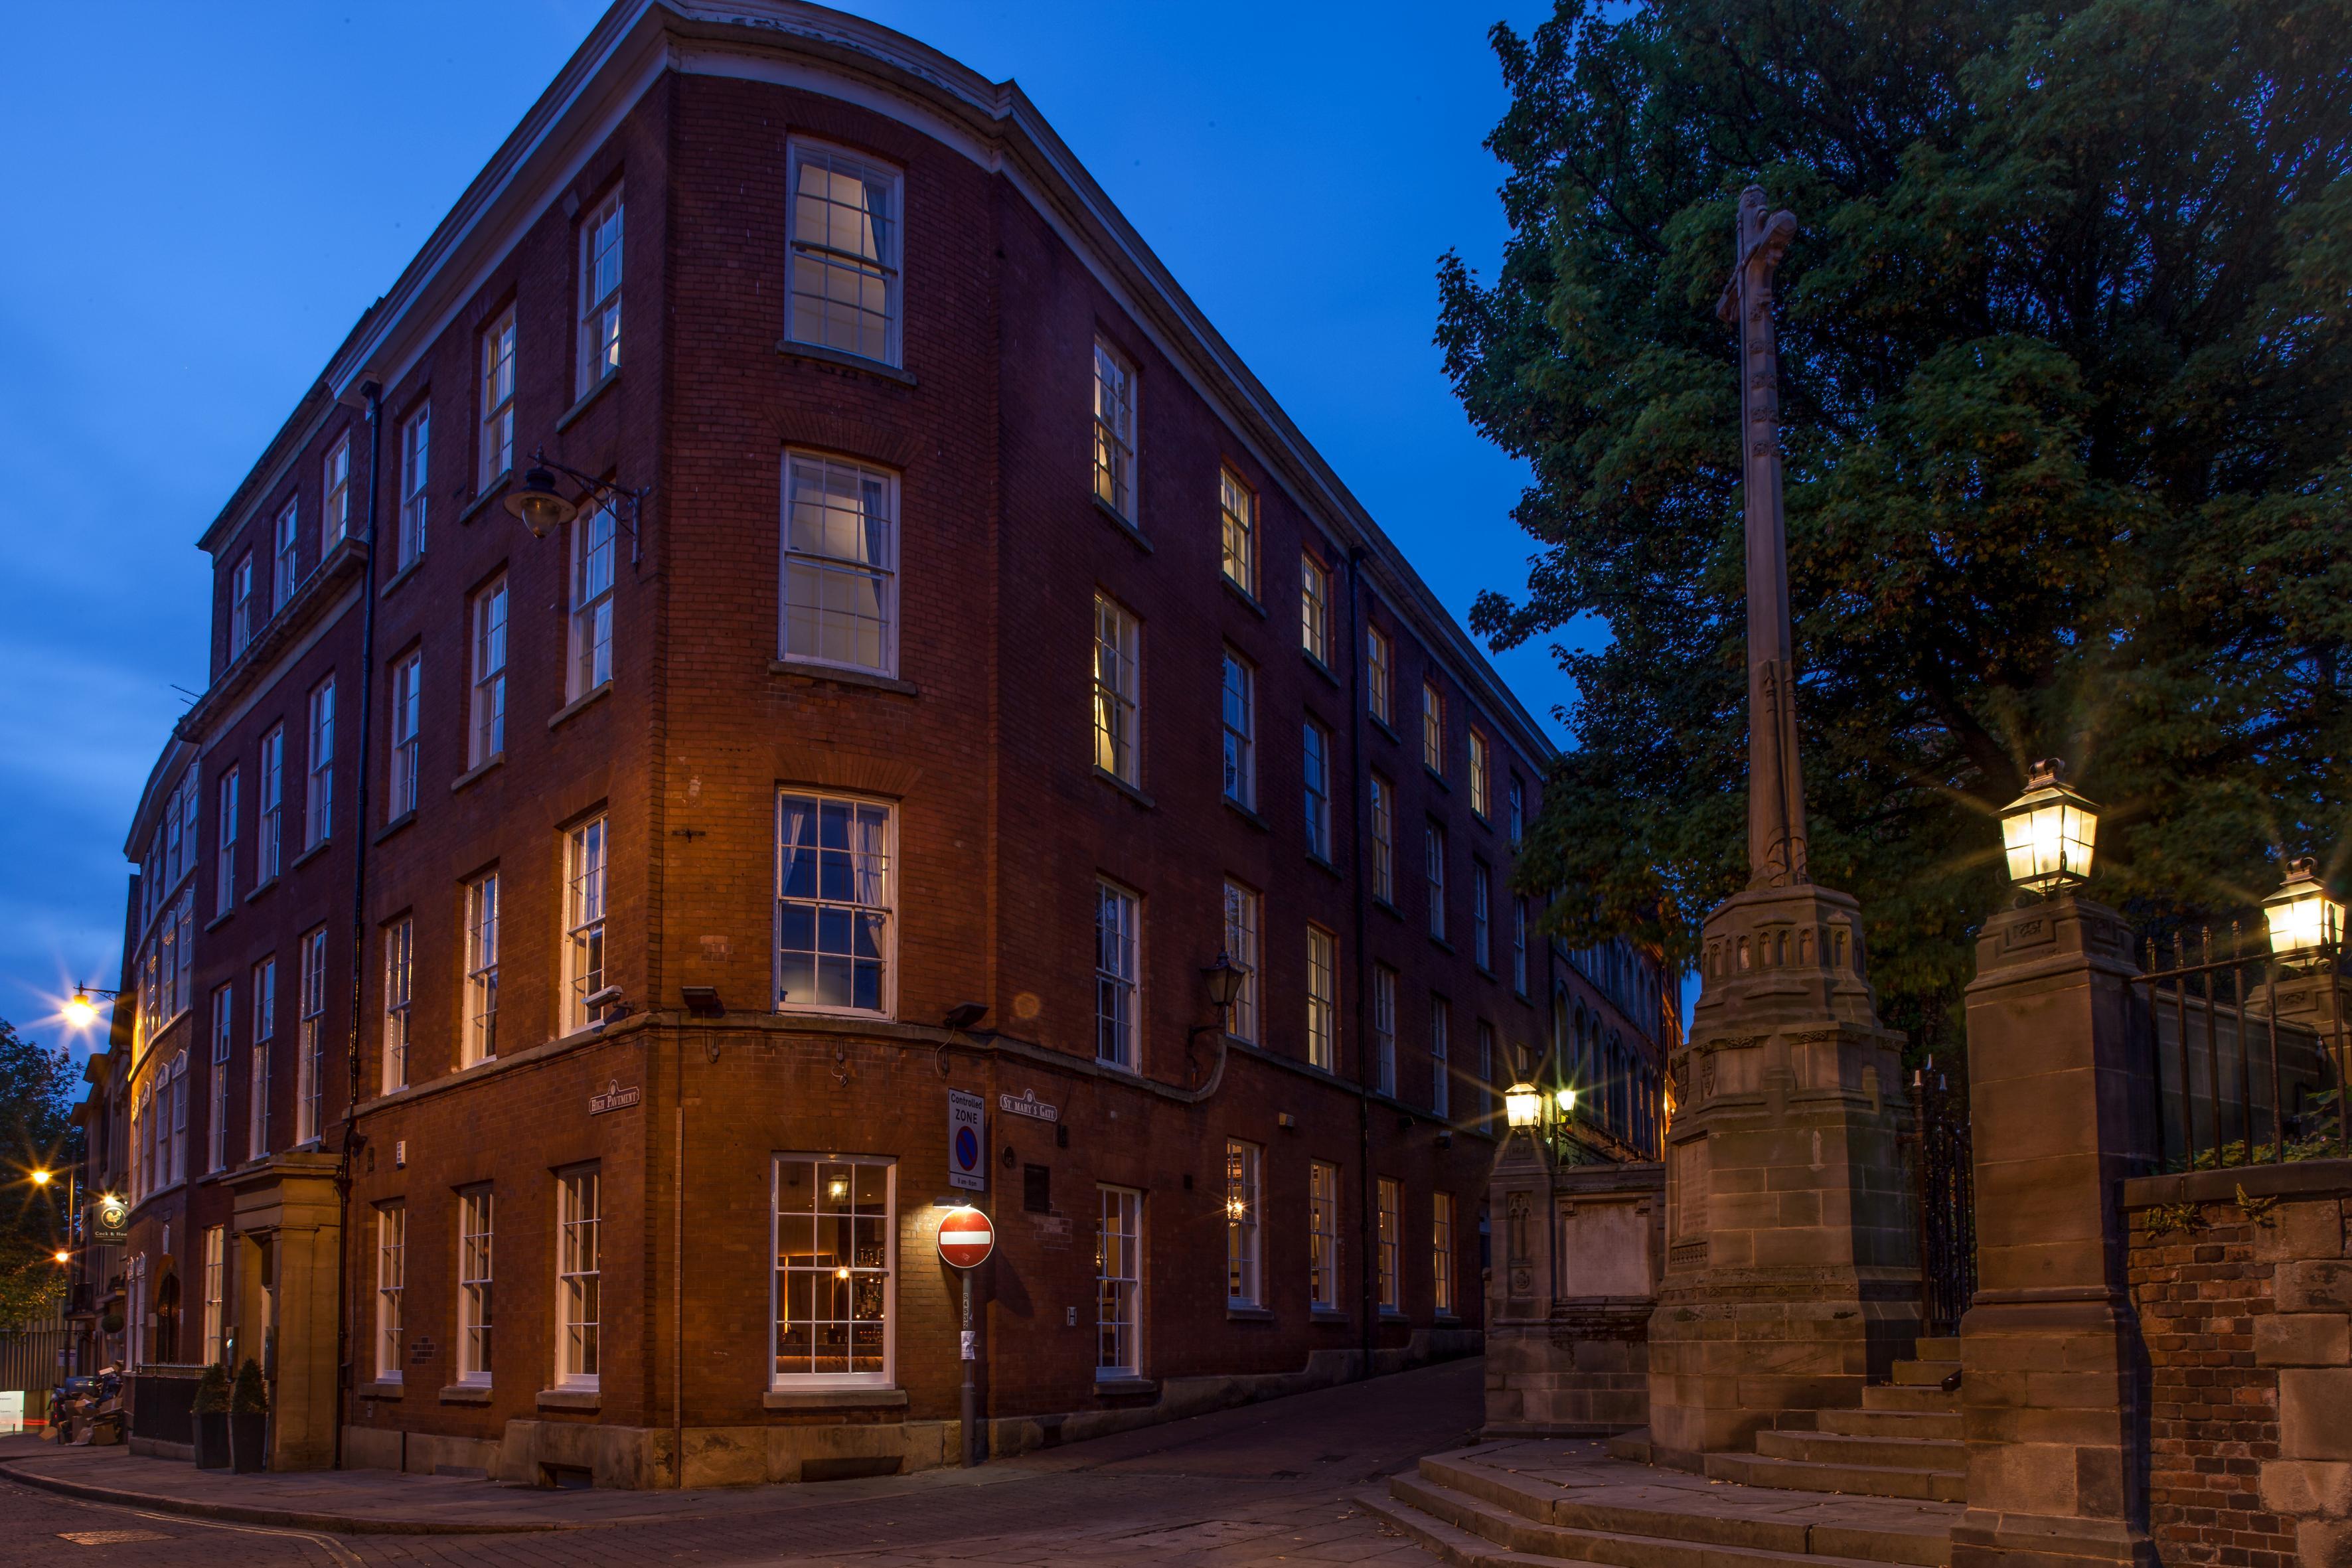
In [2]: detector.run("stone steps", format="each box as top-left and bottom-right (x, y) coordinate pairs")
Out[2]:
(1908, 1338), (1960, 1364)
(1415, 1455), (1950, 1566)
(1755, 1431), (1966, 1472)
(1859, 1383), (1959, 1415)
(1703, 1451), (1966, 1505)
(1819, 1408), (1961, 1441)
(1364, 1470), (1951, 1568)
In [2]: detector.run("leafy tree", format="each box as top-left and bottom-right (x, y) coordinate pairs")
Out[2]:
(0, 1017), (80, 1326)
(1441, 0), (2352, 1052)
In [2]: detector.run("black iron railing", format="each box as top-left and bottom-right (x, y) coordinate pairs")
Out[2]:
(1909, 1056), (1976, 1336)
(2135, 927), (2345, 1171)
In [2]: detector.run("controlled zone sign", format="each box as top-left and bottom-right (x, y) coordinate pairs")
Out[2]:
(937, 1206), (994, 1269)
(947, 1088), (986, 1192)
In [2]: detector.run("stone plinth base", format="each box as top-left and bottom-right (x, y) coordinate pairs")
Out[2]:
(1486, 1160), (1664, 1439)
(1486, 1302), (1654, 1437)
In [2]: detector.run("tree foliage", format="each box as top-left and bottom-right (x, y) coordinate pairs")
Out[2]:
(1441, 0), (2352, 1049)
(0, 1017), (79, 1326)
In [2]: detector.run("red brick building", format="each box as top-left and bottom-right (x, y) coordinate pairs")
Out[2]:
(76, 0), (1676, 1486)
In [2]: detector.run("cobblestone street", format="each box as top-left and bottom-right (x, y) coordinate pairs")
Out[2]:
(0, 1357), (1478, 1568)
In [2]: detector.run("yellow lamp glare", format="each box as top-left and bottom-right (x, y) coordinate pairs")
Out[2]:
(2265, 858), (2345, 967)
(52, 1251), (70, 1265)
(62, 993), (98, 1030)
(1556, 1086), (1577, 1113)
(826, 1178), (849, 1202)
(2000, 759), (2097, 892)
(1505, 1081), (1541, 1130)
(834, 1265), (850, 1281)
(29, 1169), (52, 1187)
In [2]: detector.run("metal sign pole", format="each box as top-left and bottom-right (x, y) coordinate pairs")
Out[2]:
(960, 1269), (977, 1467)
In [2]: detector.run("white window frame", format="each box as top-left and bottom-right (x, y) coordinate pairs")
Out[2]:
(1092, 337), (1137, 517)
(463, 870), (500, 1066)
(1478, 1021), (1496, 1123)
(258, 726), (283, 882)
(323, 435), (351, 553)
(1095, 879), (1140, 1069)
(563, 815), (609, 1033)
(1509, 775), (1525, 846)
(1225, 1139), (1262, 1308)
(1431, 997), (1451, 1121)
(214, 767), (239, 916)
(1221, 880), (1259, 1042)
(1377, 1176), (1401, 1311)
(458, 1188), (494, 1385)
(1302, 718), (1332, 861)
(1220, 650), (1254, 809)
(1306, 925), (1337, 1071)
(1096, 1184), (1142, 1378)
(297, 928), (326, 1144)
(1423, 681), (1445, 773)
(779, 451), (898, 677)
(1428, 824), (1448, 942)
(1370, 773), (1395, 903)
(229, 554), (255, 658)
(785, 140), (903, 366)
(1300, 552), (1331, 665)
(389, 650), (421, 819)
(1433, 1192), (1457, 1316)
(479, 306), (516, 492)
(1219, 467), (1256, 597)
(376, 1203), (406, 1382)
(1514, 898), (1529, 996)
(202, 1225), (226, 1364)
(570, 501), (616, 699)
(770, 1154), (896, 1388)
(397, 404), (430, 567)
(1091, 593), (1140, 785)
(1309, 1160), (1340, 1310)
(774, 792), (895, 1018)
(383, 916), (412, 1093)
(555, 1168), (601, 1391)
(1470, 731), (1491, 819)
(1473, 859), (1492, 971)
(470, 579), (508, 766)
(305, 677), (335, 849)
(208, 986), (232, 1172)
(250, 958), (274, 1158)
(578, 187), (623, 396)
(274, 498), (299, 609)
(1367, 625), (1392, 726)
(1373, 965), (1397, 1099)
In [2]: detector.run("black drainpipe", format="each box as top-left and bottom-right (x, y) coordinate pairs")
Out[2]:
(1344, 545), (1375, 1381)
(332, 378), (386, 1471)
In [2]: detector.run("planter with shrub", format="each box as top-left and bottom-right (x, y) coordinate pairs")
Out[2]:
(191, 1364), (230, 1469)
(228, 1359), (268, 1474)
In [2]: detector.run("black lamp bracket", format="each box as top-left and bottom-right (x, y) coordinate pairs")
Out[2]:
(528, 447), (652, 566)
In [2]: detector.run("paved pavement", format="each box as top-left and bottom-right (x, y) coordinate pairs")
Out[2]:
(0, 1356), (1478, 1567)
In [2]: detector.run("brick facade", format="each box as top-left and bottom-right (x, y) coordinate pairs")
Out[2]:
(77, 1), (1675, 1487)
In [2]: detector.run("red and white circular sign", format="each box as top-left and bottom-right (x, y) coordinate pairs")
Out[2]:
(938, 1207), (994, 1269)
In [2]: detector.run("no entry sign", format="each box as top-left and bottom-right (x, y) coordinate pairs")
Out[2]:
(938, 1207), (995, 1269)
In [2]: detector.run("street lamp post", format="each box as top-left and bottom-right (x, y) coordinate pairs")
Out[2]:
(1999, 759), (2098, 898)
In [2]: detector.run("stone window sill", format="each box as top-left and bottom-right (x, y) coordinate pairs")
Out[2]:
(1373, 897), (1404, 922)
(769, 661), (918, 698)
(1310, 1309), (1353, 1326)
(458, 475), (512, 529)
(451, 753), (504, 795)
(1220, 576), (1267, 619)
(1225, 1305), (1275, 1323)
(548, 680), (611, 731)
(1094, 1375), (1157, 1397)
(372, 810), (416, 846)
(361, 1379), (404, 1400)
(775, 339), (917, 386)
(1093, 766), (1154, 809)
(290, 838), (331, 871)
(536, 1387), (599, 1411)
(556, 371), (619, 432)
(1306, 851), (1342, 880)
(244, 875), (278, 905)
(440, 1383), (492, 1405)
(763, 1385), (909, 1411)
(1223, 798), (1268, 832)
(1370, 715), (1399, 745)
(1425, 766), (1452, 791)
(380, 554), (426, 600)
(1429, 935), (1456, 957)
(1304, 651), (1341, 688)
(1093, 495), (1152, 554)
(1379, 1308), (1409, 1321)
(203, 908), (235, 935)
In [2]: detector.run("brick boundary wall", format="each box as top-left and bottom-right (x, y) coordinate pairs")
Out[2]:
(2122, 1162), (2352, 1568)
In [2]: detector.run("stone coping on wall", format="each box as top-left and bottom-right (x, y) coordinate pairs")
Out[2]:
(2120, 1156), (2352, 1208)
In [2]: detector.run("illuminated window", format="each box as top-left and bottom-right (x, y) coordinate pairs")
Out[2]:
(775, 793), (893, 1016)
(1093, 593), (1140, 784)
(1222, 880), (1260, 1042)
(1367, 626), (1393, 726)
(1097, 1184), (1142, 1377)
(1300, 553), (1331, 664)
(1309, 1160), (1340, 1309)
(1306, 925), (1338, 1071)
(1219, 469), (1256, 595)
(1377, 1177), (1401, 1310)
(1225, 1140), (1262, 1306)
(1422, 682), (1445, 773)
(297, 928), (326, 1142)
(1093, 338), (1136, 516)
(564, 815), (608, 1032)
(556, 1168), (600, 1389)
(781, 451), (896, 676)
(458, 1189), (494, 1384)
(1470, 732), (1491, 819)
(772, 1155), (894, 1386)
(382, 916), (412, 1092)
(787, 142), (901, 365)
(375, 1203), (406, 1381)
(464, 870), (499, 1065)
(1433, 1192), (1457, 1316)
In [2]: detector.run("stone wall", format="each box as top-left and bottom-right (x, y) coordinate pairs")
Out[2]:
(1485, 1152), (1662, 1437)
(2122, 1161), (2352, 1568)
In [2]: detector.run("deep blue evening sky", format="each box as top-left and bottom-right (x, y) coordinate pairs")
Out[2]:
(0, 0), (1569, 1057)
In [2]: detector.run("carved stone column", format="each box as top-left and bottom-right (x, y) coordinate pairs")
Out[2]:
(1953, 894), (2157, 1568)
(1645, 882), (1922, 1467)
